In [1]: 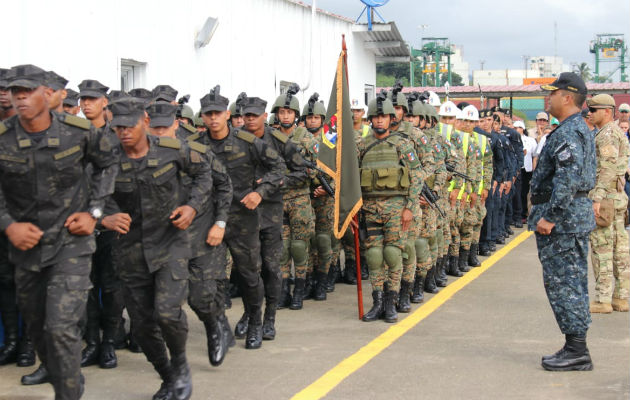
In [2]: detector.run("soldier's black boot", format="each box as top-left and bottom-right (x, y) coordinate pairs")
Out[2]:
(277, 279), (292, 309)
(343, 259), (357, 284)
(383, 290), (398, 323)
(289, 278), (305, 310)
(245, 307), (263, 350)
(21, 364), (50, 385)
(505, 226), (514, 236)
(458, 249), (471, 273)
(234, 303), (249, 339)
(447, 255), (463, 277)
(435, 257), (448, 287)
(0, 316), (18, 365)
(362, 291), (384, 322)
(99, 327), (118, 369)
(541, 335), (593, 371)
(16, 335), (35, 367)
(303, 273), (316, 300)
(80, 325), (101, 367)
(204, 318), (227, 366)
(397, 280), (412, 313)
(478, 242), (491, 256)
(262, 305), (277, 340)
(489, 241), (497, 251)
(468, 243), (481, 267)
(314, 271), (327, 301)
(424, 265), (439, 294)
(334, 258), (344, 283)
(114, 318), (128, 350)
(171, 354), (193, 400)
(218, 313), (235, 348)
(410, 273), (425, 303)
(152, 363), (173, 400)
(127, 331), (142, 353)
(326, 263), (338, 293)
(360, 255), (369, 280)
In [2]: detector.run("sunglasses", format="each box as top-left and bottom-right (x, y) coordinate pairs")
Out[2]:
(588, 107), (601, 113)
(621, 110), (629, 113)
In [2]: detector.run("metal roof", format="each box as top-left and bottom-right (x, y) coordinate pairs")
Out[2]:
(352, 22), (410, 62)
(377, 82), (630, 98)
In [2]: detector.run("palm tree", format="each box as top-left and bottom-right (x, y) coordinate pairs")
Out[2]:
(575, 62), (592, 82)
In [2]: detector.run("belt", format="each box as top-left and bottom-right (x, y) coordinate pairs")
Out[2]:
(531, 191), (588, 205)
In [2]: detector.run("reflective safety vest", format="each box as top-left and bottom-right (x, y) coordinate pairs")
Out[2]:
(362, 124), (370, 137)
(456, 131), (470, 200)
(359, 134), (410, 197)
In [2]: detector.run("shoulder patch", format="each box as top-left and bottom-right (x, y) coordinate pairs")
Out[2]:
(188, 141), (207, 154)
(63, 114), (91, 130)
(0, 122), (6, 136)
(420, 136), (428, 145)
(158, 136), (182, 150)
(235, 129), (256, 144)
(187, 132), (201, 142)
(182, 123), (196, 134)
(270, 129), (289, 144)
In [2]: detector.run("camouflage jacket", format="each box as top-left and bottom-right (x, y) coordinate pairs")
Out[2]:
(0, 112), (119, 271)
(589, 121), (630, 203)
(392, 120), (436, 183)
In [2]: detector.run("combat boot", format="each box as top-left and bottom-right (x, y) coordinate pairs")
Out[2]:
(127, 331), (142, 353)
(21, 364), (50, 386)
(343, 259), (357, 284)
(204, 318), (227, 366)
(234, 303), (249, 339)
(589, 301), (612, 313)
(277, 279), (292, 309)
(541, 335), (593, 371)
(478, 242), (491, 257)
(489, 242), (497, 251)
(397, 280), (412, 313)
(383, 290), (398, 323)
(468, 243), (481, 267)
(262, 305), (277, 340)
(99, 328), (118, 369)
(458, 249), (471, 273)
(303, 273), (315, 300)
(612, 297), (629, 312)
(362, 291), (384, 322)
(0, 316), (18, 365)
(245, 308), (263, 350)
(495, 236), (505, 245)
(410, 273), (425, 303)
(325, 262), (338, 293)
(289, 278), (305, 310)
(435, 257), (448, 287)
(423, 265), (439, 294)
(171, 354), (193, 400)
(80, 325), (101, 367)
(505, 226), (514, 236)
(447, 255), (463, 277)
(152, 362), (173, 400)
(114, 318), (128, 350)
(218, 313), (235, 348)
(314, 271), (327, 301)
(360, 255), (369, 280)
(16, 335), (35, 367)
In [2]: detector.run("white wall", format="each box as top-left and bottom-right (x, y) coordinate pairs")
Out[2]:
(4, 0), (375, 114)
(472, 69), (542, 86)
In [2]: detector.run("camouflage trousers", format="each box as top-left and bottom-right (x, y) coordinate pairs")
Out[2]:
(16, 256), (92, 400)
(535, 232), (591, 336)
(472, 198), (487, 244)
(412, 204), (437, 277)
(438, 194), (451, 257)
(402, 214), (421, 284)
(449, 200), (466, 256)
(281, 194), (314, 279)
(188, 243), (227, 323)
(461, 200), (487, 250)
(225, 248), (233, 279)
(115, 243), (189, 369)
(590, 203), (630, 303)
(308, 194), (334, 275)
(363, 196), (406, 293)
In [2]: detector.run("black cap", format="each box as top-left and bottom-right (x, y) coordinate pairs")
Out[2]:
(152, 85), (178, 102)
(128, 88), (153, 101)
(146, 101), (177, 128)
(109, 97), (146, 127)
(78, 79), (109, 98)
(541, 72), (587, 95)
(45, 71), (68, 91)
(6, 64), (47, 89)
(63, 88), (79, 106)
(0, 68), (9, 88)
(108, 90), (130, 103)
(241, 97), (267, 116)
(200, 85), (229, 113)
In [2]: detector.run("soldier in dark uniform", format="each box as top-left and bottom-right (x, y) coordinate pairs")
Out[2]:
(62, 89), (81, 115)
(493, 112), (515, 244)
(529, 73), (596, 371)
(128, 88), (153, 103)
(0, 68), (17, 120)
(197, 88), (286, 350)
(501, 110), (524, 229)
(0, 64), (119, 400)
(45, 71), (68, 114)
(102, 97), (213, 400)
(228, 92), (247, 129)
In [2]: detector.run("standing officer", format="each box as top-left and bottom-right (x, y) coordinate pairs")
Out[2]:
(530, 73), (596, 371)
(586, 94), (630, 313)
(0, 64), (119, 399)
(358, 94), (422, 323)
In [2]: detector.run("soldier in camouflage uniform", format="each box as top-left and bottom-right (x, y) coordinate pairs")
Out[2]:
(0, 64), (119, 400)
(228, 92), (247, 129)
(530, 73), (596, 371)
(358, 95), (422, 323)
(585, 94), (630, 313)
(62, 88), (80, 115)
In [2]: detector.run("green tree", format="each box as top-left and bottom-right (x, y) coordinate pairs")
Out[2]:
(575, 62), (592, 82)
(439, 72), (464, 86)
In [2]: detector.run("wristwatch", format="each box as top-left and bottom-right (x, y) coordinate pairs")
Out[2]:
(89, 207), (103, 221)
(215, 221), (226, 229)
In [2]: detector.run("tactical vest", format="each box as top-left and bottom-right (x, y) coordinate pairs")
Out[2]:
(360, 134), (410, 197)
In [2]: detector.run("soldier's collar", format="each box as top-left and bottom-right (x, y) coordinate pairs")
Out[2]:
(14, 112), (60, 149)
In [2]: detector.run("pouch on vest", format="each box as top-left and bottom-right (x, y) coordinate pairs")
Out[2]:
(360, 168), (373, 191)
(596, 198), (614, 227)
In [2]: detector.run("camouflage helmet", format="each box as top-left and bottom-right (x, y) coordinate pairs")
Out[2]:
(387, 80), (407, 113)
(425, 102), (439, 121)
(193, 111), (205, 127)
(302, 93), (326, 117)
(367, 90), (396, 118)
(271, 83), (300, 116)
(229, 92), (247, 117)
(268, 113), (278, 125)
(410, 100), (427, 117)
(177, 104), (194, 121)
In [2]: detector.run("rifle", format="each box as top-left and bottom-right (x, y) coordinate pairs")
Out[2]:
(445, 161), (474, 183)
(421, 185), (446, 218)
(358, 210), (368, 241)
(301, 159), (335, 199)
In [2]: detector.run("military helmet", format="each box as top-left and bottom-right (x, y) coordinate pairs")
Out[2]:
(426, 103), (439, 121)
(271, 84), (301, 116)
(268, 113), (278, 125)
(367, 90), (396, 118)
(229, 92), (247, 117)
(193, 111), (205, 127)
(302, 93), (326, 117)
(387, 80), (407, 113)
(410, 100), (426, 117)
(177, 104), (194, 121)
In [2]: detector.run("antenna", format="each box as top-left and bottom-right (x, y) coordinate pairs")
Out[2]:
(355, 0), (390, 31)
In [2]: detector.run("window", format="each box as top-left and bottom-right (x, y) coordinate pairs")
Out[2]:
(279, 80), (297, 95)
(364, 84), (374, 105)
(120, 59), (147, 91)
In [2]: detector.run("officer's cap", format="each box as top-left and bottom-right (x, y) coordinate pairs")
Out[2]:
(0, 68), (9, 88)
(108, 90), (130, 103)
(541, 72), (587, 95)
(45, 71), (68, 91)
(128, 88), (153, 102)
(78, 79), (109, 98)
(535, 111), (549, 121)
(241, 97), (267, 116)
(619, 103), (630, 113)
(587, 94), (616, 109)
(147, 101), (177, 128)
(200, 85), (229, 114)
(63, 88), (79, 107)
(152, 85), (178, 102)
(6, 64), (48, 89)
(110, 97), (146, 127)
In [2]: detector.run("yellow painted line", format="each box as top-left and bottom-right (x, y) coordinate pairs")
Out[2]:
(292, 230), (534, 400)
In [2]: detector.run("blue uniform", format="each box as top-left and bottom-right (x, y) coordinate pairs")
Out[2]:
(495, 133), (514, 239)
(476, 127), (503, 249)
(528, 113), (596, 336)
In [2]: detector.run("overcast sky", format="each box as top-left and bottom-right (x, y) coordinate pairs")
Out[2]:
(308, 0), (630, 77)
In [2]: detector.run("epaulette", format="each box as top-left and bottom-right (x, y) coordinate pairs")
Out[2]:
(235, 129), (256, 144)
(0, 121), (7, 136)
(188, 141), (207, 154)
(181, 123), (196, 134)
(158, 136), (181, 149)
(63, 114), (91, 130)
(270, 129), (288, 144)
(186, 132), (201, 142)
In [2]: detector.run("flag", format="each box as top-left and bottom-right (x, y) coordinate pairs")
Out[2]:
(317, 37), (362, 239)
